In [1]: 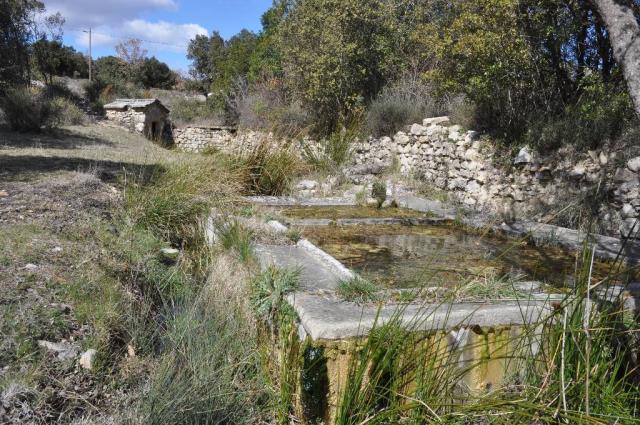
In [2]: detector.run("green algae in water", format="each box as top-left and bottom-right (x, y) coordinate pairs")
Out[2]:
(280, 205), (432, 220)
(302, 224), (628, 289)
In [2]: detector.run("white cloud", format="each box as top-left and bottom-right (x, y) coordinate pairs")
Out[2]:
(76, 31), (115, 49)
(74, 20), (207, 53)
(41, 0), (207, 55)
(121, 20), (208, 52)
(42, 0), (177, 27)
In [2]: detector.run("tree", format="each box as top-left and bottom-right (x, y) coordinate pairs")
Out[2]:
(279, 0), (398, 132)
(0, 0), (44, 88)
(115, 38), (148, 65)
(137, 56), (176, 89)
(592, 0), (640, 116)
(33, 38), (64, 84)
(94, 55), (130, 85)
(187, 31), (226, 92)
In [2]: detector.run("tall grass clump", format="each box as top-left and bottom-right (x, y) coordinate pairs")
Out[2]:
(242, 141), (303, 196)
(141, 255), (271, 424)
(331, 241), (640, 423)
(302, 125), (359, 172)
(124, 156), (242, 250)
(216, 219), (254, 263)
(337, 276), (379, 303)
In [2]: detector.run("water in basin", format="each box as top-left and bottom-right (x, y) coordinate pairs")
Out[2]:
(302, 224), (625, 289)
(280, 205), (432, 220)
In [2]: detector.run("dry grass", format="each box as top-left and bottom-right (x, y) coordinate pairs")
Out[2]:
(0, 123), (271, 423)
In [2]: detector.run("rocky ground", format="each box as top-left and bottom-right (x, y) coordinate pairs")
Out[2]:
(0, 124), (174, 424)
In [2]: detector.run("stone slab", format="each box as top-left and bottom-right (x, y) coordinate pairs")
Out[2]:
(395, 193), (457, 218)
(255, 242), (351, 291)
(287, 292), (553, 340)
(498, 221), (640, 262)
(287, 217), (451, 227)
(245, 196), (356, 207)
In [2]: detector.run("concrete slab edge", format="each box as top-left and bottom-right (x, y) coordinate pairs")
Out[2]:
(287, 292), (554, 340)
(297, 238), (355, 282)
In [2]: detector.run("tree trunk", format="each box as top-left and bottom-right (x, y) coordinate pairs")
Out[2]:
(592, 0), (640, 116)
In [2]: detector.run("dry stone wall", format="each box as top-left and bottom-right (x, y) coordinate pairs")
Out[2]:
(105, 109), (146, 133)
(351, 116), (640, 238)
(172, 126), (238, 153)
(169, 118), (640, 238)
(172, 126), (291, 155)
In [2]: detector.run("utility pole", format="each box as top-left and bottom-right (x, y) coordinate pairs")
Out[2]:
(83, 28), (92, 81)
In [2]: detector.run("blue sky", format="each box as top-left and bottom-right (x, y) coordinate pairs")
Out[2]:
(42, 0), (273, 72)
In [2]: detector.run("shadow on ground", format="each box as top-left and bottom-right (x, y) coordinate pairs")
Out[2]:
(0, 128), (115, 150)
(0, 155), (164, 183)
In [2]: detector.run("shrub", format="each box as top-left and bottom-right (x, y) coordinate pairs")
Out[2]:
(447, 94), (478, 130)
(365, 78), (447, 137)
(525, 77), (635, 151)
(235, 79), (311, 137)
(0, 87), (60, 132)
(371, 180), (387, 208)
(170, 98), (221, 127)
(48, 97), (85, 126)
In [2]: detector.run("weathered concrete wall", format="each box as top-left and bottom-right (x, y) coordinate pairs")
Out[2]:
(351, 116), (640, 238)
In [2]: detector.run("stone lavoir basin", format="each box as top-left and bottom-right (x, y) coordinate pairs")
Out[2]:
(280, 207), (628, 289)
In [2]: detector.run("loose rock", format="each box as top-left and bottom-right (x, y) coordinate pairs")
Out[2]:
(514, 147), (532, 165)
(79, 349), (98, 370)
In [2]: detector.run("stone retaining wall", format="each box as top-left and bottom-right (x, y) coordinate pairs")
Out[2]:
(172, 126), (290, 155)
(172, 126), (239, 153)
(171, 118), (640, 238)
(351, 116), (639, 238)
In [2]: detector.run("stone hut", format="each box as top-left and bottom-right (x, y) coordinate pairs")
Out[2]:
(103, 99), (169, 140)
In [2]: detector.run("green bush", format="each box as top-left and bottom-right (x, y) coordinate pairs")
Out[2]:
(0, 87), (60, 132)
(525, 76), (635, 151)
(49, 97), (85, 126)
(371, 180), (387, 209)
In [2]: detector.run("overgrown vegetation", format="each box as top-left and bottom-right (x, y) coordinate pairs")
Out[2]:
(331, 245), (640, 424)
(337, 276), (380, 303)
(241, 141), (303, 196)
(183, 0), (638, 148)
(0, 84), (84, 131)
